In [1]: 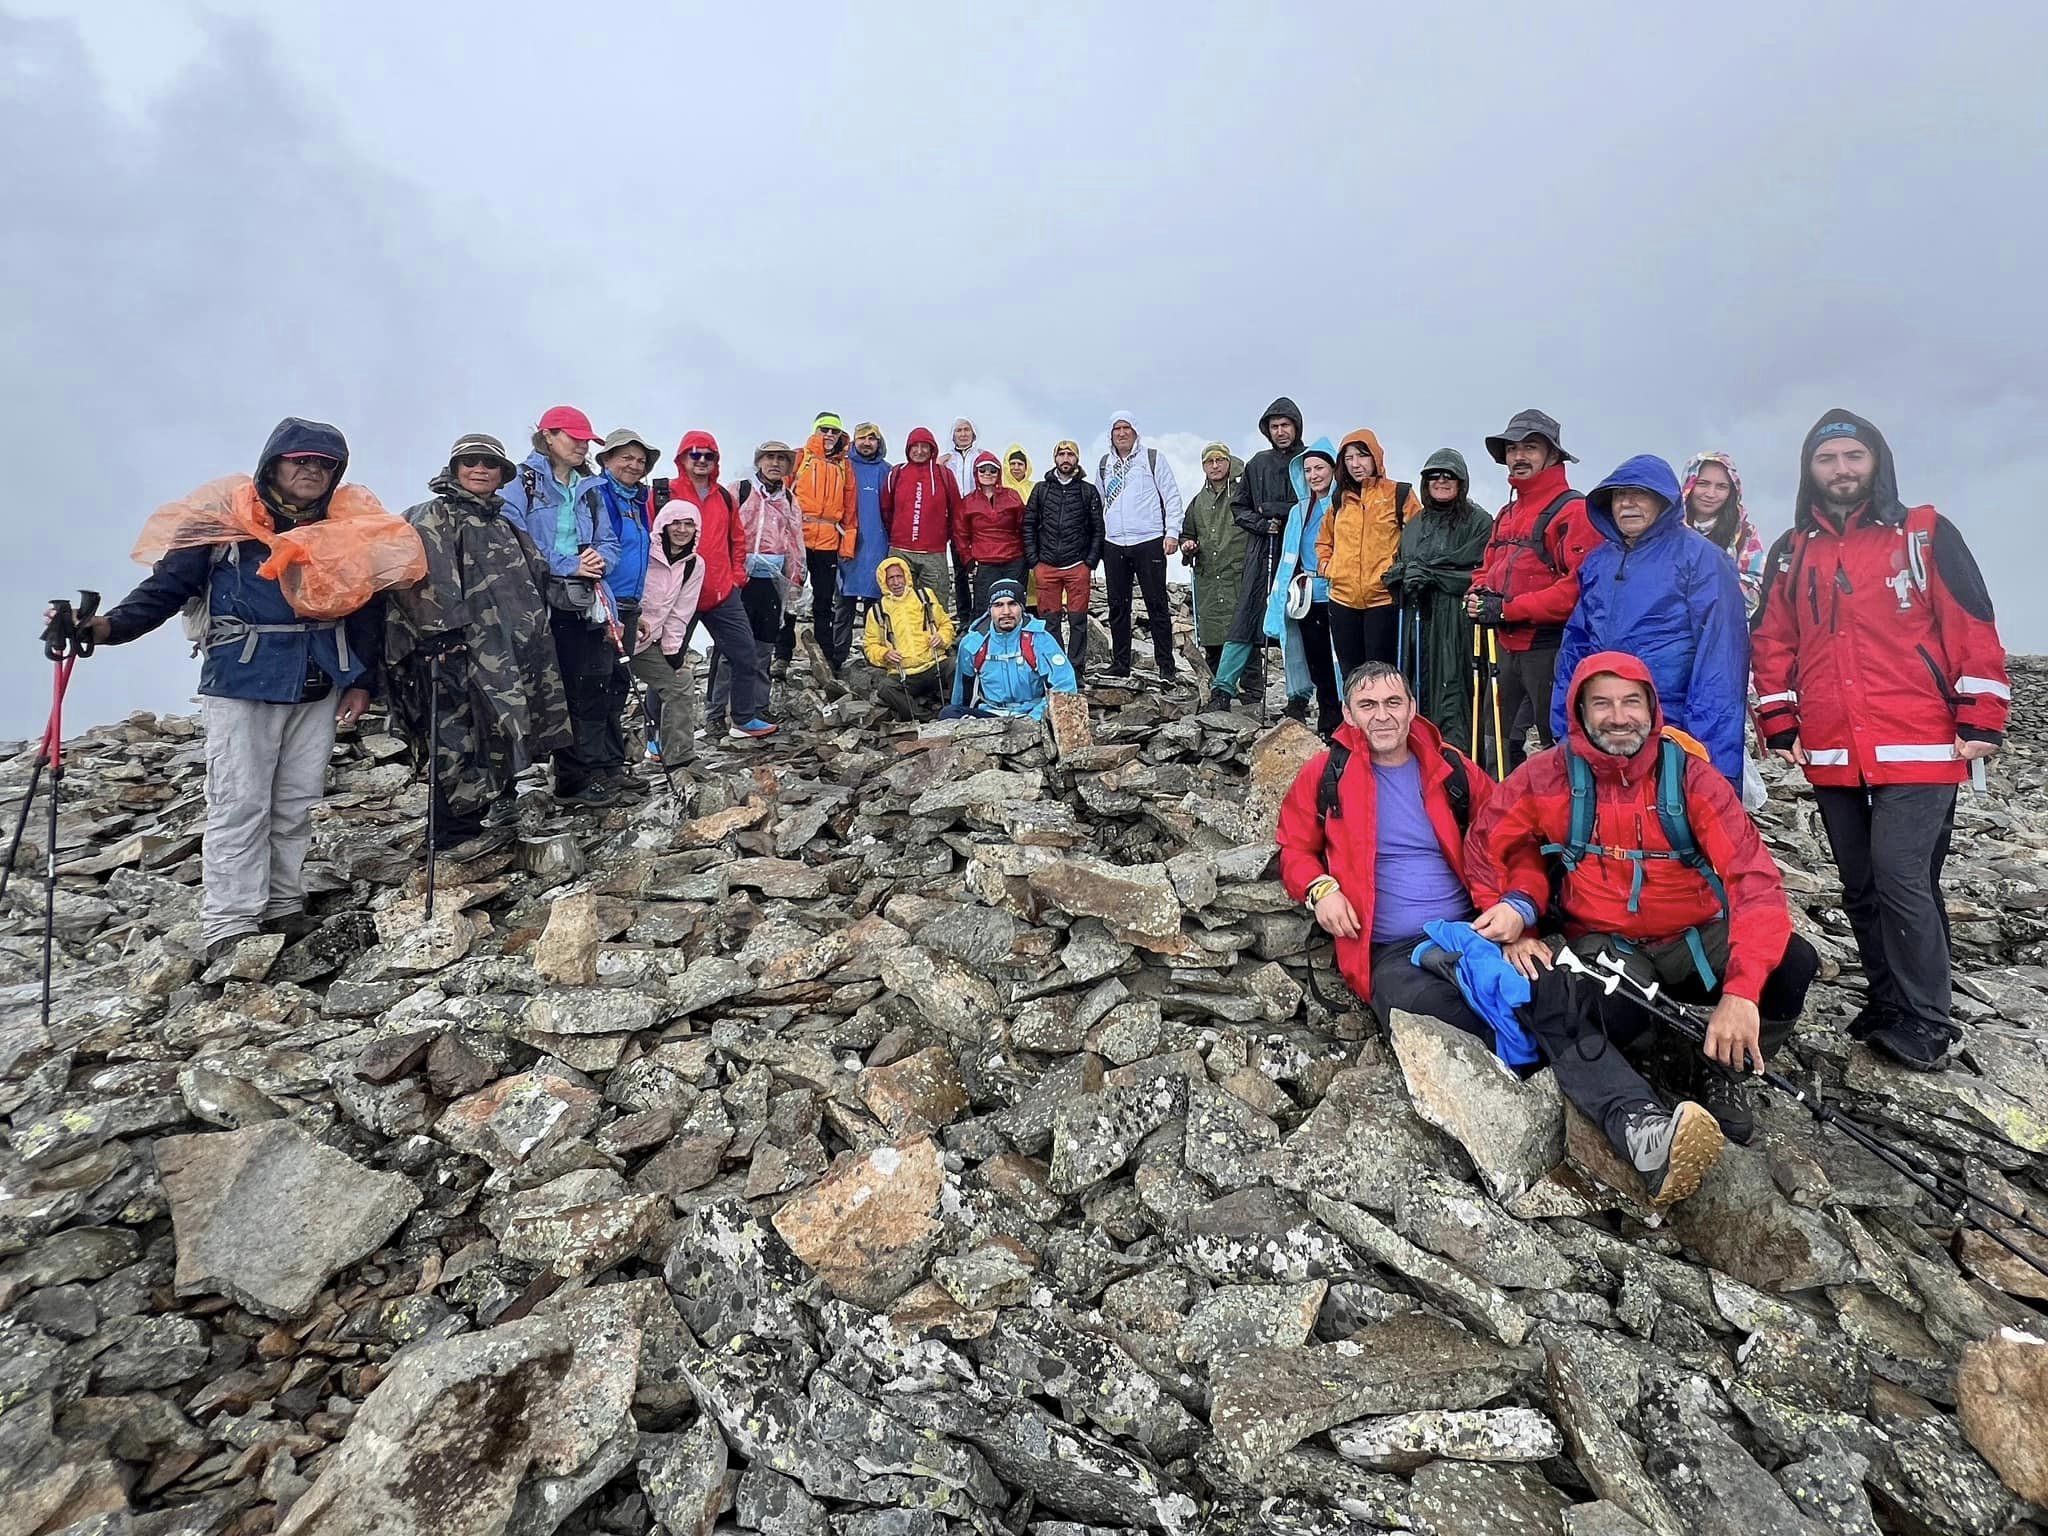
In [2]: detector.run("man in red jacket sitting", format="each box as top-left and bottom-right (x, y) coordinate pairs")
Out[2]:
(1752, 411), (2008, 1071)
(1277, 660), (1497, 1043)
(1466, 652), (1819, 1207)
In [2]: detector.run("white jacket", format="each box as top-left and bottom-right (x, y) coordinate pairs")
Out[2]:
(1098, 441), (1184, 546)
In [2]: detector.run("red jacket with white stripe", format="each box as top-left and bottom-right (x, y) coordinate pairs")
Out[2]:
(1751, 412), (2008, 789)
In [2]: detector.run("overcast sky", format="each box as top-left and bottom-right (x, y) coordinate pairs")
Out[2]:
(6, 0), (2044, 732)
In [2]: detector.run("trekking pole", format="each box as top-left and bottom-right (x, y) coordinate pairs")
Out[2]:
(424, 650), (439, 920)
(1469, 624), (1484, 772)
(1551, 947), (2048, 1278)
(1486, 628), (1506, 772)
(9, 592), (98, 1027)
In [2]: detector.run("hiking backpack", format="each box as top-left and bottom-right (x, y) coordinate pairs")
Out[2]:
(1098, 448), (1169, 527)
(962, 619), (1038, 673)
(1503, 489), (1584, 574)
(1315, 740), (1474, 833)
(1540, 733), (1728, 985)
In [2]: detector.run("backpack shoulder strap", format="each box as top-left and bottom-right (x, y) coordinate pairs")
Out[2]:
(1540, 749), (1597, 871)
(651, 477), (672, 511)
(519, 463), (543, 505)
(1316, 744), (1351, 827)
(1020, 629), (1038, 669)
(1439, 744), (1471, 831)
(1531, 490), (1584, 572)
(1655, 736), (1728, 909)
(1393, 482), (1412, 529)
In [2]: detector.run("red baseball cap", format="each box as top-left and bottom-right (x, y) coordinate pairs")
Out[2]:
(537, 405), (601, 442)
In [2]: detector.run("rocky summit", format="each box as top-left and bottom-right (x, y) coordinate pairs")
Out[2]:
(3, 634), (2048, 1536)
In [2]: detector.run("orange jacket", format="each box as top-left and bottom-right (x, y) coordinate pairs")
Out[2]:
(792, 432), (859, 555)
(1316, 429), (1420, 609)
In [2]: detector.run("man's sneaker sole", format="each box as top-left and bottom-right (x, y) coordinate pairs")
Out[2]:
(1650, 1102), (1725, 1208)
(729, 724), (779, 740)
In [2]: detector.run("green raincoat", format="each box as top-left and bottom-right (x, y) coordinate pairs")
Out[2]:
(1383, 447), (1493, 755)
(1179, 445), (1246, 646)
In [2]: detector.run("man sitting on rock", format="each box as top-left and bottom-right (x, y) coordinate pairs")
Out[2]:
(1276, 660), (1497, 1042)
(1465, 650), (1820, 1207)
(863, 555), (956, 721)
(943, 578), (1077, 722)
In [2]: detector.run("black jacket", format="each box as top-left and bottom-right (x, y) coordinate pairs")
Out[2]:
(1231, 396), (1306, 535)
(1024, 472), (1105, 569)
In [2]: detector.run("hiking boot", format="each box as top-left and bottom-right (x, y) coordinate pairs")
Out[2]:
(440, 826), (513, 859)
(730, 718), (779, 740)
(605, 772), (651, 800)
(1866, 1015), (1956, 1072)
(1696, 1069), (1757, 1146)
(1283, 698), (1310, 724)
(262, 910), (324, 942)
(701, 717), (729, 739)
(203, 933), (256, 967)
(481, 793), (522, 829)
(1847, 999), (1903, 1041)
(1203, 688), (1234, 713)
(553, 781), (618, 809)
(1623, 1100), (1725, 1207)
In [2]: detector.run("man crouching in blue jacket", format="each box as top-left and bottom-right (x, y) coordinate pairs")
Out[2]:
(1553, 455), (1749, 784)
(943, 578), (1078, 721)
(70, 419), (415, 965)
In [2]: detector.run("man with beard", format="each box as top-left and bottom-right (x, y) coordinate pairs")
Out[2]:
(1465, 409), (1598, 769)
(1752, 411), (2008, 1071)
(943, 578), (1077, 721)
(1023, 439), (1105, 681)
(1208, 397), (1306, 712)
(1465, 653), (1819, 1206)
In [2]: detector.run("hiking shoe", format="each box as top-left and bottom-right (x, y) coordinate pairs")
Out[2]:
(1866, 1015), (1956, 1072)
(481, 793), (521, 829)
(1203, 688), (1234, 713)
(203, 933), (256, 966)
(700, 717), (729, 739)
(605, 772), (651, 800)
(262, 910), (324, 942)
(1624, 1100), (1725, 1207)
(1283, 698), (1310, 724)
(1846, 999), (1903, 1041)
(439, 826), (513, 859)
(1697, 1070), (1757, 1146)
(644, 739), (662, 762)
(553, 781), (618, 809)
(730, 718), (779, 740)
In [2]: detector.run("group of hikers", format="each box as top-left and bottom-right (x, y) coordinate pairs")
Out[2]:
(60, 400), (2008, 1213)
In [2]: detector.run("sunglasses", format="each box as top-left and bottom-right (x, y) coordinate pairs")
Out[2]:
(454, 454), (501, 470)
(684, 450), (717, 462)
(1423, 471), (1458, 482)
(977, 467), (1001, 476)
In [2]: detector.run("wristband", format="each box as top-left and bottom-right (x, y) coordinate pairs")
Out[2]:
(1305, 876), (1340, 910)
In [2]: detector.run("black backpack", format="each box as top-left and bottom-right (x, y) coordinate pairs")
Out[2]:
(1316, 740), (1473, 833)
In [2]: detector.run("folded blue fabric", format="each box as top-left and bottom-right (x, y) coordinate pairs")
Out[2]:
(1410, 918), (1541, 1068)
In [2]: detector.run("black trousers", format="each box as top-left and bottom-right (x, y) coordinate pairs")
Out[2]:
(1493, 637), (1559, 771)
(548, 608), (626, 793)
(971, 560), (1027, 618)
(1295, 603), (1341, 734)
(1813, 784), (1958, 1032)
(1329, 602), (1400, 690)
(1370, 940), (1495, 1051)
(805, 550), (844, 669)
(876, 666), (947, 721)
(1103, 540), (1177, 676)
(1523, 926), (1819, 1154)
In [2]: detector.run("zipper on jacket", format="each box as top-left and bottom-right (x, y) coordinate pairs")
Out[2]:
(1805, 567), (1821, 626)
(1915, 644), (1961, 709)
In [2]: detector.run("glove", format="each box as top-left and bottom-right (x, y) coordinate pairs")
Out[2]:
(417, 630), (467, 659)
(1472, 589), (1506, 627)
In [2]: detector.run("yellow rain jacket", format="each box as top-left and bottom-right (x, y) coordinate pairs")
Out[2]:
(862, 556), (957, 676)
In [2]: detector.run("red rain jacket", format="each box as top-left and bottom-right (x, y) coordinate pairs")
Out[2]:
(1751, 415), (2008, 788)
(1275, 715), (1493, 1003)
(665, 432), (748, 611)
(957, 453), (1027, 563)
(1464, 651), (1792, 1002)
(884, 428), (962, 555)
(1469, 461), (1598, 652)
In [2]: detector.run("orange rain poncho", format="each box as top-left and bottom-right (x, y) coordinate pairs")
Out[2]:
(131, 475), (426, 620)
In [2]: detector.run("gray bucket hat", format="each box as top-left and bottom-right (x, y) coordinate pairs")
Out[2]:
(1484, 408), (1577, 465)
(596, 428), (659, 466)
(447, 432), (516, 487)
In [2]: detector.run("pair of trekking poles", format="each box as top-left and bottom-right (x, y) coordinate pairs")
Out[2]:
(1469, 623), (1506, 778)
(1553, 946), (2048, 1281)
(2, 592), (101, 1026)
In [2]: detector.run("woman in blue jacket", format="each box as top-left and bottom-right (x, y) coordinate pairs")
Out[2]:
(1551, 454), (1749, 783)
(497, 405), (622, 807)
(1261, 437), (1341, 735)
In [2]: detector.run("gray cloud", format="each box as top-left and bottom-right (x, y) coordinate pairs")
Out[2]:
(6, 1), (2043, 735)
